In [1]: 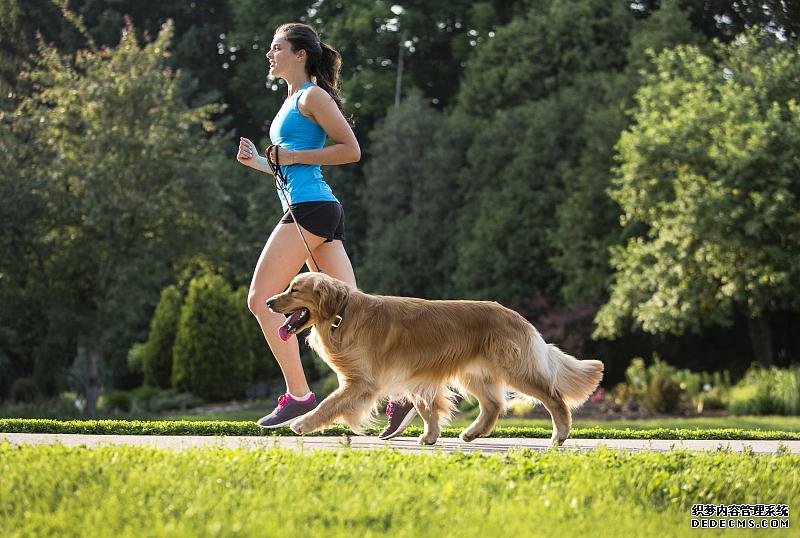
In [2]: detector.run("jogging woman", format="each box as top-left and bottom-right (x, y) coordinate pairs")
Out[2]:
(237, 23), (415, 439)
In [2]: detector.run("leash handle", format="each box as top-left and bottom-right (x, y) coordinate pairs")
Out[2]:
(266, 144), (323, 273)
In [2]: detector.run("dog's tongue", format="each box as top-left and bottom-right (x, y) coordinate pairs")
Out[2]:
(278, 310), (305, 342)
(278, 323), (292, 342)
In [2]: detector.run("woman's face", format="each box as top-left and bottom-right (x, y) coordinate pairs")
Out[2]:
(266, 34), (302, 78)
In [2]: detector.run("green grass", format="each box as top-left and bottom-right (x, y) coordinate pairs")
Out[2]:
(1, 443), (796, 537)
(480, 415), (800, 432)
(3, 418), (800, 440)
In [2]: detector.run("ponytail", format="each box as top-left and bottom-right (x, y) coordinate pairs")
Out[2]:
(310, 41), (344, 113)
(276, 23), (346, 114)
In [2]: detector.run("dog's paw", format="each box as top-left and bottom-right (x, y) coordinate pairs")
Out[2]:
(549, 435), (567, 448)
(418, 433), (438, 446)
(459, 430), (479, 443)
(290, 417), (313, 435)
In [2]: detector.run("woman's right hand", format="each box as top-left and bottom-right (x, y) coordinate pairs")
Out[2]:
(237, 137), (258, 166)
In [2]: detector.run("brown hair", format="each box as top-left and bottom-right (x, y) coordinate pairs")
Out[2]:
(276, 23), (344, 112)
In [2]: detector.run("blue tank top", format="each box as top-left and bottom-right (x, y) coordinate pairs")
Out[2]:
(269, 82), (339, 211)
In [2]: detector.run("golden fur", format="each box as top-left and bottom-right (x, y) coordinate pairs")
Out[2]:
(267, 272), (604, 445)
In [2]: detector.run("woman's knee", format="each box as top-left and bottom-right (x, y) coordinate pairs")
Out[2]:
(247, 287), (267, 316)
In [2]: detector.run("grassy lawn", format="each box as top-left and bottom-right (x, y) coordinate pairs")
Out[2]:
(2, 443), (795, 537)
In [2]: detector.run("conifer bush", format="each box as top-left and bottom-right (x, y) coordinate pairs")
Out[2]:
(172, 274), (252, 400)
(141, 285), (183, 389)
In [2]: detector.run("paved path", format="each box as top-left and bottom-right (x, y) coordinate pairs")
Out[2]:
(2, 433), (798, 454)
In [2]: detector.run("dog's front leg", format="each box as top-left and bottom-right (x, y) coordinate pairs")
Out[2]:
(291, 383), (373, 435)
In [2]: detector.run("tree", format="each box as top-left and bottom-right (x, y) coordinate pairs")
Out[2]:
(4, 20), (227, 415)
(451, 0), (638, 302)
(595, 31), (800, 364)
(451, 95), (580, 301)
(550, 0), (707, 304)
(634, 1), (800, 43)
(141, 286), (183, 388)
(457, 0), (637, 116)
(359, 92), (471, 297)
(172, 273), (252, 400)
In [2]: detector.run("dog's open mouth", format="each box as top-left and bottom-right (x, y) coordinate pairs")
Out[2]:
(278, 308), (310, 341)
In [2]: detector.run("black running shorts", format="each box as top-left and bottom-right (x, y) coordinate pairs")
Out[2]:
(280, 201), (346, 242)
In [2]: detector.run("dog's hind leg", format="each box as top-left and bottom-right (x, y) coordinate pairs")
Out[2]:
(410, 388), (449, 445)
(507, 380), (571, 446)
(291, 382), (375, 435)
(457, 374), (505, 442)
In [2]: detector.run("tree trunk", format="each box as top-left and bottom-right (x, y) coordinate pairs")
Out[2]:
(747, 314), (775, 365)
(85, 343), (102, 418)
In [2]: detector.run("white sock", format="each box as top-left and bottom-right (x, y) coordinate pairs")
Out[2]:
(289, 391), (313, 402)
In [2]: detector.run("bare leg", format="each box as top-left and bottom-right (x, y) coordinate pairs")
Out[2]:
(307, 239), (356, 287)
(248, 222), (326, 397)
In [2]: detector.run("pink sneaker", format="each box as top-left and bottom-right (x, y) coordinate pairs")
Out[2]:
(378, 398), (417, 440)
(256, 393), (317, 428)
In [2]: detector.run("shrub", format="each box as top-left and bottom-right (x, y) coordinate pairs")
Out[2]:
(141, 285), (183, 388)
(0, 395), (83, 419)
(129, 385), (162, 412)
(645, 360), (681, 413)
(149, 390), (203, 413)
(129, 386), (203, 413)
(172, 274), (252, 400)
(613, 357), (731, 414)
(728, 364), (800, 415)
(625, 357), (649, 400)
(10, 377), (39, 403)
(127, 342), (146, 374)
(100, 390), (133, 413)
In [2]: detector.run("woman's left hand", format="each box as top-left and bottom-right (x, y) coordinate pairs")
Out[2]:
(265, 145), (297, 166)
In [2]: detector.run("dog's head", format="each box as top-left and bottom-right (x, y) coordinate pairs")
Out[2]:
(267, 272), (350, 341)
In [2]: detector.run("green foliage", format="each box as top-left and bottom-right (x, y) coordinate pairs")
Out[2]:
(0, 397), (83, 420)
(452, 98), (574, 300)
(612, 357), (731, 414)
(99, 391), (133, 414)
(1, 444), (797, 536)
(141, 286), (183, 389)
(451, 0), (636, 301)
(729, 364), (800, 416)
(126, 342), (146, 375)
(9, 377), (38, 403)
(551, 1), (706, 304)
(360, 93), (471, 297)
(126, 386), (204, 414)
(596, 31), (800, 338)
(2, 19), (231, 401)
(646, 361), (682, 413)
(172, 274), (252, 400)
(458, 0), (636, 114)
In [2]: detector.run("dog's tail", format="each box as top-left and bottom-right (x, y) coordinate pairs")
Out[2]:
(530, 329), (604, 409)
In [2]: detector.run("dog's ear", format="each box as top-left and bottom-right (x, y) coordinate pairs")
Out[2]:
(314, 276), (347, 320)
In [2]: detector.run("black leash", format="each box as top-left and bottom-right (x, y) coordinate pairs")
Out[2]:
(266, 144), (323, 273)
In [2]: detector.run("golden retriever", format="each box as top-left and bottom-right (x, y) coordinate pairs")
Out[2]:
(266, 272), (603, 446)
